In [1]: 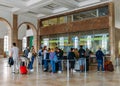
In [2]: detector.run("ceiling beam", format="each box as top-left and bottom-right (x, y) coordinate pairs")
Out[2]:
(0, 0), (26, 8)
(14, 0), (53, 14)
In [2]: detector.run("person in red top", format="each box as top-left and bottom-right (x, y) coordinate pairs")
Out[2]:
(20, 62), (27, 74)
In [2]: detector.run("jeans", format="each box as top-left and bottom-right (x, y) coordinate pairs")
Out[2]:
(97, 60), (104, 71)
(51, 60), (56, 73)
(58, 60), (62, 71)
(28, 56), (34, 70)
(44, 59), (48, 70)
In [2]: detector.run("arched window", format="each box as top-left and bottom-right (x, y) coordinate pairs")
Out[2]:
(22, 37), (27, 51)
(4, 35), (8, 52)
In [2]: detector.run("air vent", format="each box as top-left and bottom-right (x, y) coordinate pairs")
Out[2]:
(43, 3), (60, 10)
(74, 0), (86, 2)
(22, 0), (30, 1)
(28, 11), (38, 15)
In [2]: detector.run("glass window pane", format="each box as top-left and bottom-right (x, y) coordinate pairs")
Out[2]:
(22, 37), (27, 51)
(42, 20), (49, 27)
(67, 15), (72, 22)
(58, 16), (65, 24)
(49, 18), (57, 25)
(98, 6), (109, 16)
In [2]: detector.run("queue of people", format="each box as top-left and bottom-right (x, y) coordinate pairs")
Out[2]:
(38, 45), (93, 73)
(38, 46), (63, 73)
(9, 42), (107, 74)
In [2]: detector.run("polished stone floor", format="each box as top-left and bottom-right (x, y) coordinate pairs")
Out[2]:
(0, 58), (120, 86)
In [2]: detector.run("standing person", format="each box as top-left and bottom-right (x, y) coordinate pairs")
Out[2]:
(78, 45), (85, 58)
(23, 47), (30, 58)
(68, 48), (76, 73)
(30, 46), (36, 72)
(49, 48), (56, 73)
(56, 49), (63, 73)
(85, 48), (91, 71)
(10, 43), (19, 73)
(38, 46), (43, 65)
(95, 48), (105, 72)
(43, 46), (48, 71)
(74, 48), (79, 60)
(78, 46), (86, 72)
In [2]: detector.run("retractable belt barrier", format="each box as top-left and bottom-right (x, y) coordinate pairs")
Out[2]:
(36, 55), (87, 80)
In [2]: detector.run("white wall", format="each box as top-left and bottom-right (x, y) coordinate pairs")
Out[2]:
(0, 11), (13, 38)
(18, 24), (27, 40)
(0, 10), (13, 26)
(114, 0), (120, 28)
(18, 24), (34, 40)
(18, 15), (37, 29)
(0, 22), (8, 38)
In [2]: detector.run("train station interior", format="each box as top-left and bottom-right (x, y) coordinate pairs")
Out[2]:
(0, 0), (120, 86)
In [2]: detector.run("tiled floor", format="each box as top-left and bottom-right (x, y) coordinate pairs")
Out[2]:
(0, 58), (120, 86)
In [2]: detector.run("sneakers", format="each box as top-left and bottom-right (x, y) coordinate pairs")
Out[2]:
(71, 69), (76, 73)
(73, 69), (76, 73)
(58, 71), (62, 74)
(30, 69), (34, 72)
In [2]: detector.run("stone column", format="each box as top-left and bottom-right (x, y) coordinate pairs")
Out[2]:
(109, 3), (116, 64)
(12, 14), (18, 46)
(37, 19), (42, 49)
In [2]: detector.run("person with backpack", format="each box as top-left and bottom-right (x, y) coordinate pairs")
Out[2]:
(23, 47), (30, 58)
(85, 48), (92, 71)
(95, 48), (105, 72)
(68, 48), (76, 73)
(78, 45), (86, 72)
(38, 47), (43, 65)
(78, 45), (85, 58)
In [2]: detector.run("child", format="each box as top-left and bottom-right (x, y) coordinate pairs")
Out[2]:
(20, 61), (27, 74)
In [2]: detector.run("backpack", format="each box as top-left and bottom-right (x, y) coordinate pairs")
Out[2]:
(38, 50), (42, 56)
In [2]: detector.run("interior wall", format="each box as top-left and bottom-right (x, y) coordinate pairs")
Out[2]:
(18, 15), (37, 30)
(114, 0), (120, 28)
(0, 10), (13, 26)
(0, 38), (4, 55)
(115, 28), (120, 57)
(18, 24), (27, 40)
(18, 39), (22, 54)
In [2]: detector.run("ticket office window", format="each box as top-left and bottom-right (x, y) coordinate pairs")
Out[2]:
(79, 33), (109, 54)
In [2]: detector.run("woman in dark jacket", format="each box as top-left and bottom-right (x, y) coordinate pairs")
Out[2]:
(68, 48), (76, 72)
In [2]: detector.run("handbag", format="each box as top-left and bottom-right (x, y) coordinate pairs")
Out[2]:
(8, 57), (14, 67)
(53, 55), (58, 63)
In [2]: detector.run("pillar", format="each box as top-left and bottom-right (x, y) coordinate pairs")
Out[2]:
(109, 3), (116, 64)
(37, 19), (42, 50)
(12, 14), (18, 45)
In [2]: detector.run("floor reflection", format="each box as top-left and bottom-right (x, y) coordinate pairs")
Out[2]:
(0, 58), (120, 86)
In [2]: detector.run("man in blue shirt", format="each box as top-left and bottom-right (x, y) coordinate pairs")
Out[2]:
(96, 48), (105, 72)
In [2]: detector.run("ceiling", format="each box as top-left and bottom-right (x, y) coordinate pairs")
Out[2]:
(0, 0), (109, 19)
